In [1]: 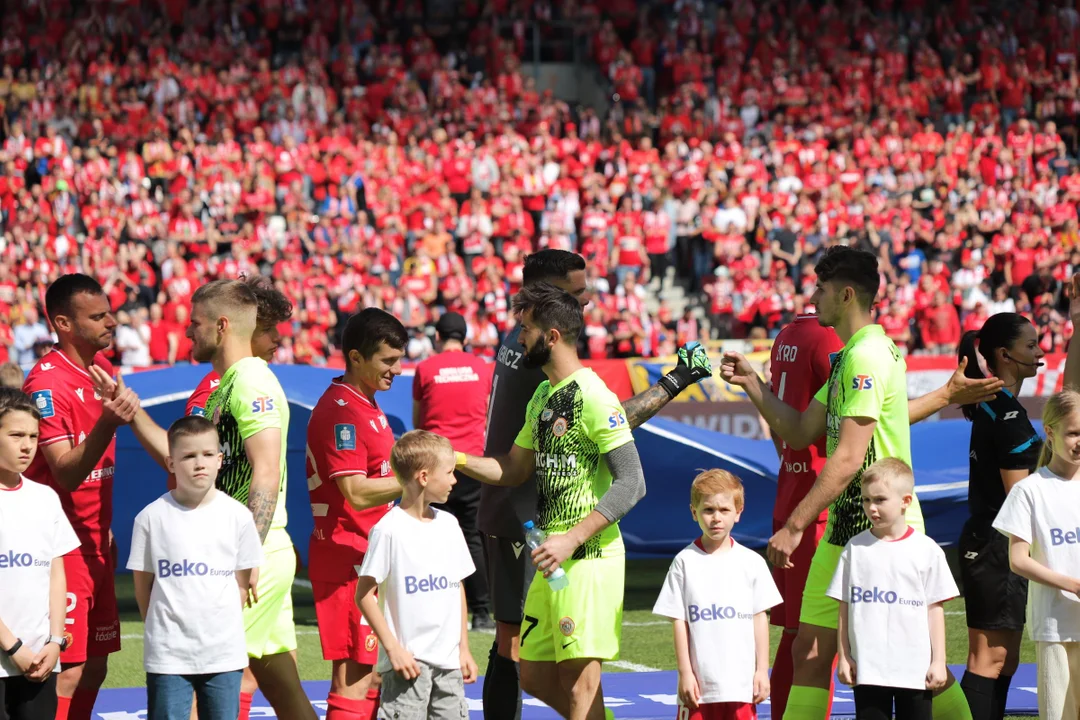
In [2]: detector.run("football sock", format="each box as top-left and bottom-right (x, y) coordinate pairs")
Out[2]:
(70, 687), (100, 720)
(770, 632), (796, 720)
(960, 672), (995, 720)
(992, 674), (1013, 720)
(933, 680), (974, 720)
(604, 709), (616, 720)
(483, 640), (522, 720)
(783, 685), (831, 720)
(55, 695), (72, 720)
(327, 692), (374, 720)
(238, 691), (254, 720)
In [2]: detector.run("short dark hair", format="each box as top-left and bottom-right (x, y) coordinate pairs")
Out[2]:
(814, 246), (880, 309)
(167, 415), (219, 448)
(512, 282), (584, 343)
(242, 274), (294, 330)
(957, 312), (1033, 420)
(342, 308), (408, 362)
(45, 274), (105, 323)
(0, 387), (39, 424)
(522, 250), (586, 286)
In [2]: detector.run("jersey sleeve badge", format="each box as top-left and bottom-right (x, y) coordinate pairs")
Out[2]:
(251, 396), (275, 413)
(335, 424), (356, 451)
(608, 410), (627, 428)
(851, 374), (874, 390)
(32, 390), (55, 418)
(190, 406), (205, 417)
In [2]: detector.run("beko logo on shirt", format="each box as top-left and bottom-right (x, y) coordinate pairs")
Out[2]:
(404, 574), (461, 594)
(1050, 528), (1080, 546)
(157, 559), (233, 578)
(687, 604), (753, 622)
(0, 551), (50, 568)
(850, 585), (925, 607)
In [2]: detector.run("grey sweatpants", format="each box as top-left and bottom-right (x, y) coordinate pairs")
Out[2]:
(378, 662), (468, 720)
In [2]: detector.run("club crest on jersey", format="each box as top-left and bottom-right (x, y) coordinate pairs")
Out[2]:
(251, 396), (275, 413)
(851, 375), (874, 391)
(335, 424), (356, 451)
(365, 633), (378, 652)
(379, 415), (388, 429)
(559, 617), (575, 636)
(31, 390), (55, 418)
(541, 409), (554, 421)
(552, 417), (568, 437)
(608, 410), (627, 429)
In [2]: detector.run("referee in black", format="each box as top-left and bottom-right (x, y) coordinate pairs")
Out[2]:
(955, 312), (1045, 720)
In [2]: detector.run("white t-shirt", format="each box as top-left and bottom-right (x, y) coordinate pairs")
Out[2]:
(652, 538), (781, 703)
(0, 478), (80, 678)
(358, 507), (475, 672)
(826, 528), (959, 690)
(127, 491), (263, 674)
(993, 467), (1080, 642)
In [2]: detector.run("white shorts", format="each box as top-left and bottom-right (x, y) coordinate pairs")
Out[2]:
(1036, 641), (1080, 720)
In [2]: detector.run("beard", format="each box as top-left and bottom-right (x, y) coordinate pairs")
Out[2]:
(521, 337), (552, 369)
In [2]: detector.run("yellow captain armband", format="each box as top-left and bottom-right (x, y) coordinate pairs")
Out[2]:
(455, 451), (468, 468)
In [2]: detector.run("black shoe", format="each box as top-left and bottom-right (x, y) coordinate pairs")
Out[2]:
(470, 612), (495, 630)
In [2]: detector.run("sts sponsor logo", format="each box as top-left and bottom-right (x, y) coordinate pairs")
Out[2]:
(608, 410), (627, 429)
(32, 390), (55, 418)
(251, 396), (275, 413)
(335, 424), (356, 451)
(851, 375), (874, 391)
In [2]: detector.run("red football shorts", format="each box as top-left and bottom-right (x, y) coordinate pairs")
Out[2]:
(62, 553), (120, 664)
(678, 701), (757, 720)
(312, 577), (378, 665)
(770, 517), (827, 630)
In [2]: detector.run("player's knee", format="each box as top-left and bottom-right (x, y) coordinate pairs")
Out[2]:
(57, 663), (85, 696)
(496, 621), (520, 659)
(240, 666), (259, 694)
(791, 629), (834, 672)
(518, 662), (545, 698)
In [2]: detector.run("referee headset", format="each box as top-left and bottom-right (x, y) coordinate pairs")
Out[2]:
(957, 311), (1043, 422)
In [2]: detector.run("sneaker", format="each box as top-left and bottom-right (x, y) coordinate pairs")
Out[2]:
(470, 612), (495, 631)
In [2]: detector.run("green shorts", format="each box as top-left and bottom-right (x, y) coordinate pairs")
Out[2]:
(802, 498), (926, 629)
(519, 555), (624, 664)
(244, 537), (297, 658)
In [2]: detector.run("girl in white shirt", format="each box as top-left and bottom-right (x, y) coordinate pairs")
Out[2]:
(993, 390), (1080, 720)
(0, 388), (80, 720)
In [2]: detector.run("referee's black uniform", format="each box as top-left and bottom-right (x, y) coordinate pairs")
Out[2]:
(959, 388), (1041, 630)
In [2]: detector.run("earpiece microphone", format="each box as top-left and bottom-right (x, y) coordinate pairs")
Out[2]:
(1005, 353), (1046, 368)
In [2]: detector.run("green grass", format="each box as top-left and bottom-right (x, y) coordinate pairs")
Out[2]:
(103, 557), (1038, 691)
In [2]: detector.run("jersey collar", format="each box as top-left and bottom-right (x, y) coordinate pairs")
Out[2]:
(844, 323), (885, 350)
(53, 348), (94, 381)
(332, 377), (377, 408)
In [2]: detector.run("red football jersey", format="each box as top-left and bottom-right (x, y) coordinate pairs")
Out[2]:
(768, 315), (843, 523)
(412, 350), (492, 454)
(186, 371), (220, 417)
(306, 378), (395, 582)
(24, 349), (117, 557)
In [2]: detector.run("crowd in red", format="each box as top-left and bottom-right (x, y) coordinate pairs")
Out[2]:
(0, 0), (1077, 370)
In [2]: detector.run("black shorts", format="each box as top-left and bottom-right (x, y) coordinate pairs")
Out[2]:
(484, 534), (535, 625)
(959, 517), (1028, 632)
(1, 673), (57, 720)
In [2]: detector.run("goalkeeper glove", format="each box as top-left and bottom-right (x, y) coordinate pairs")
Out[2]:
(658, 341), (714, 398)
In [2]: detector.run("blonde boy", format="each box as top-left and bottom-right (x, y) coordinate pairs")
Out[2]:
(356, 430), (477, 720)
(653, 470), (781, 720)
(827, 458), (958, 720)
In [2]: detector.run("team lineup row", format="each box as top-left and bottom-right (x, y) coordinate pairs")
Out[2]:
(1, 245), (1079, 720)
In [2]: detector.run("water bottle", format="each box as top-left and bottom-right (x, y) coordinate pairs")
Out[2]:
(523, 521), (569, 591)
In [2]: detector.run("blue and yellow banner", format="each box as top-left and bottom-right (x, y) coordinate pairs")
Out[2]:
(627, 339), (774, 402)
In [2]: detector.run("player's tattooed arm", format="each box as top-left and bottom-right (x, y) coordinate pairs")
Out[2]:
(623, 384), (671, 429)
(248, 487), (278, 545)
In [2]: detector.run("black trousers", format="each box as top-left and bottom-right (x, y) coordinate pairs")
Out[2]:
(854, 685), (932, 720)
(1, 674), (57, 720)
(432, 471), (491, 615)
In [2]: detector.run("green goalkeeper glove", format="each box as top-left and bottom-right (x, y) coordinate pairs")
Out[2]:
(658, 341), (714, 398)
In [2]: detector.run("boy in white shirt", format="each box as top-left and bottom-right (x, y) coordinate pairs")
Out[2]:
(0, 388), (80, 720)
(992, 389), (1080, 720)
(356, 430), (477, 719)
(127, 415), (263, 720)
(827, 458), (958, 720)
(653, 469), (781, 720)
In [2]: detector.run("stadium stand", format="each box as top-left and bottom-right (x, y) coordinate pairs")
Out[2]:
(0, 0), (1076, 372)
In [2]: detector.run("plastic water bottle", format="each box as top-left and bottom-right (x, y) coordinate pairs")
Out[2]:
(523, 521), (570, 591)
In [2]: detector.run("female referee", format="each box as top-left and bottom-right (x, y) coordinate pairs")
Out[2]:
(956, 312), (1045, 720)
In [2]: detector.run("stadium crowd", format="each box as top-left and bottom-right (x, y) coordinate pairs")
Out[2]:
(0, 0), (1078, 370)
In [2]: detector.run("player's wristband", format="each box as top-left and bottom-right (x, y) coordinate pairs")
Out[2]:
(3, 639), (22, 657)
(658, 365), (694, 399)
(455, 451), (468, 468)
